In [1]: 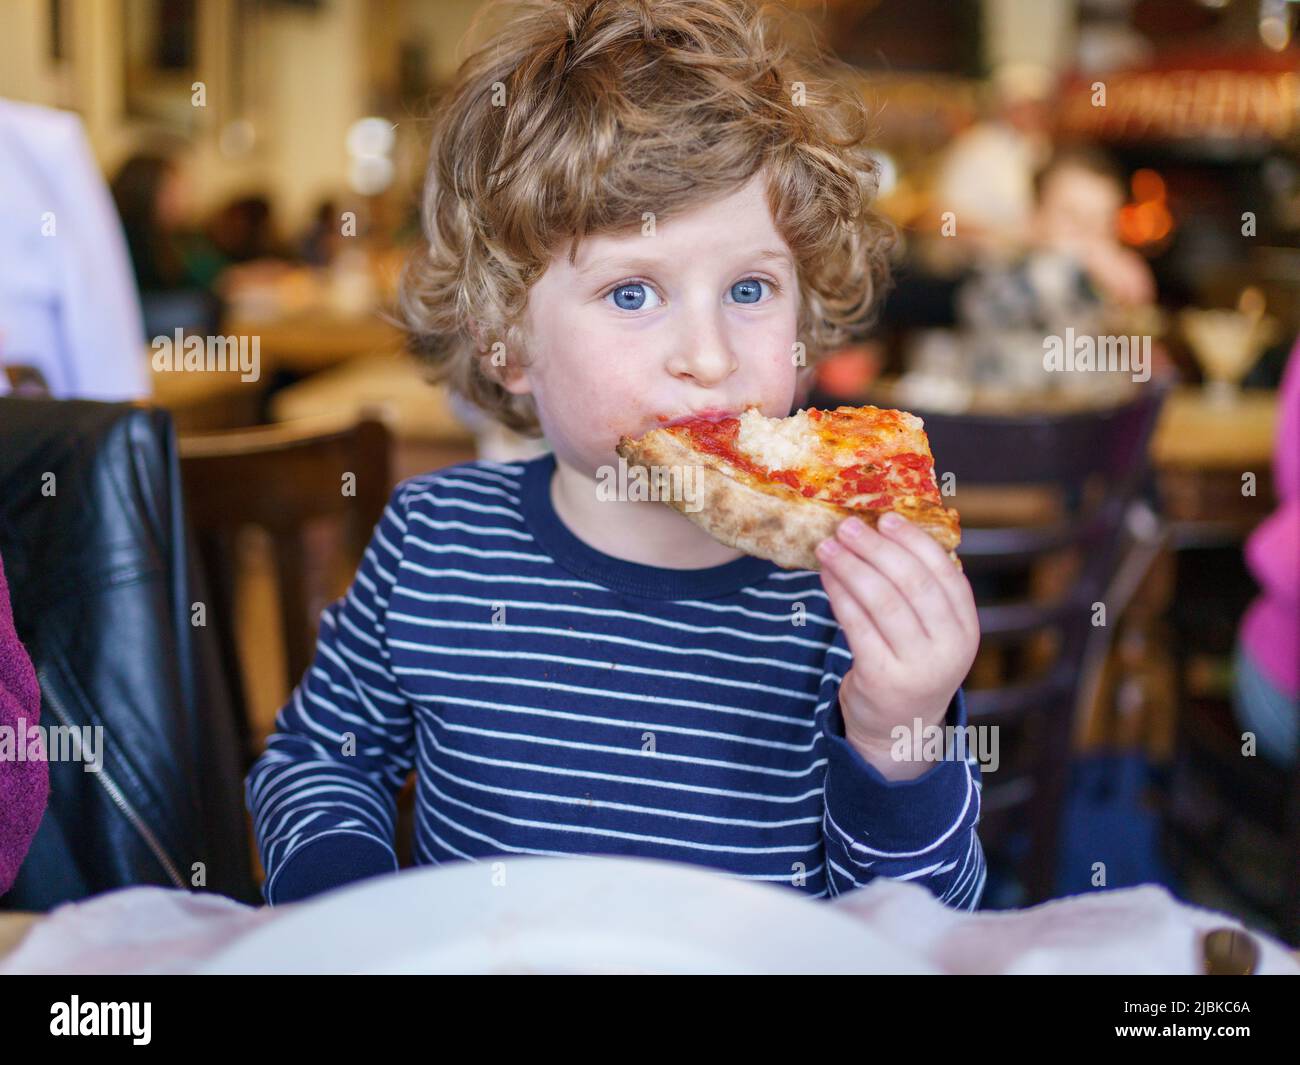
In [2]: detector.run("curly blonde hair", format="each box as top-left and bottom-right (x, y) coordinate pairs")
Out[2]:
(399, 0), (895, 437)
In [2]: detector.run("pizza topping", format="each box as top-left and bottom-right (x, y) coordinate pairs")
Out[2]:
(617, 402), (960, 565)
(664, 405), (942, 512)
(678, 417), (777, 486)
(734, 408), (820, 471)
(891, 452), (932, 471)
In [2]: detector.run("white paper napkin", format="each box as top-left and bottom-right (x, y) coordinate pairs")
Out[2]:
(0, 887), (274, 975)
(827, 878), (1300, 975)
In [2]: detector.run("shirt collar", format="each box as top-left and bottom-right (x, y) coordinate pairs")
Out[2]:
(518, 451), (780, 600)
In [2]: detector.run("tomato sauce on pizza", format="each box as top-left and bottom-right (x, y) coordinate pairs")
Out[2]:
(662, 406), (945, 513)
(619, 403), (961, 569)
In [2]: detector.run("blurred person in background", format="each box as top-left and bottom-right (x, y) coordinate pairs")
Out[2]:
(0, 98), (149, 400)
(298, 198), (344, 267)
(1030, 145), (1155, 311)
(1232, 335), (1300, 766)
(206, 194), (282, 264)
(203, 191), (299, 313)
(959, 145), (1156, 332)
(929, 63), (1055, 264)
(110, 151), (223, 338)
(950, 144), (1164, 395)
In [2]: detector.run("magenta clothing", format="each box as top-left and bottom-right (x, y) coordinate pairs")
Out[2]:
(1240, 337), (1300, 698)
(0, 549), (48, 896)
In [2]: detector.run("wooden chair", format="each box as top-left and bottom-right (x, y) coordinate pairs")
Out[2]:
(1159, 692), (1300, 945)
(911, 383), (1171, 904)
(1154, 523), (1300, 945)
(178, 417), (393, 765)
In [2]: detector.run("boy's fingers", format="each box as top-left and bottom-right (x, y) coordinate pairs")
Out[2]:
(819, 565), (893, 670)
(835, 518), (965, 645)
(875, 514), (979, 638)
(817, 536), (924, 658)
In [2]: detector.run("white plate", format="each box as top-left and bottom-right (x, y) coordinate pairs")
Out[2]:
(198, 855), (937, 974)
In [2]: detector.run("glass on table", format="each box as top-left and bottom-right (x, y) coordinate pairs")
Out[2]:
(1180, 287), (1278, 407)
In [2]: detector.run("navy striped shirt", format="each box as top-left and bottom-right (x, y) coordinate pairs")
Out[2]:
(246, 452), (986, 908)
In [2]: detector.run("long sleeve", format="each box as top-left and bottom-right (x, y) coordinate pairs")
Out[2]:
(817, 627), (986, 909)
(246, 485), (416, 905)
(1240, 339), (1300, 696)
(52, 108), (150, 401)
(0, 100), (148, 401)
(0, 550), (48, 897)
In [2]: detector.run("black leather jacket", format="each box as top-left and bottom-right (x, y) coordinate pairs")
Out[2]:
(0, 398), (257, 909)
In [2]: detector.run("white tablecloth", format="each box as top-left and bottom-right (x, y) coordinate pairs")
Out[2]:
(3, 877), (1296, 975)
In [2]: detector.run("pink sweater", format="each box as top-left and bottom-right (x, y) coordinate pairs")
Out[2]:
(0, 549), (48, 896)
(1240, 337), (1300, 698)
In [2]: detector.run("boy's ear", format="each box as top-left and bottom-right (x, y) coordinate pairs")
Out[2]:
(497, 358), (532, 396)
(475, 341), (532, 396)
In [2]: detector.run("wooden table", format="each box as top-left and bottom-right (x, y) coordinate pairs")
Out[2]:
(145, 365), (268, 433)
(226, 312), (405, 375)
(140, 307), (409, 433)
(1152, 387), (1279, 471)
(267, 352), (482, 483)
(0, 912), (39, 962)
(1153, 387), (1279, 546)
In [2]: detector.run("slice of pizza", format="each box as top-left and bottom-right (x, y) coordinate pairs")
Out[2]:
(615, 404), (961, 571)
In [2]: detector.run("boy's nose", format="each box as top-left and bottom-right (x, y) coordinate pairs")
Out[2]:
(666, 319), (737, 386)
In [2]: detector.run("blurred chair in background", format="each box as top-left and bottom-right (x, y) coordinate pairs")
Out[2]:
(1159, 337), (1300, 945)
(178, 417), (393, 759)
(913, 382), (1170, 905)
(179, 417), (410, 874)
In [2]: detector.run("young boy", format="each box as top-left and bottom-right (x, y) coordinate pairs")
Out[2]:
(248, 0), (985, 908)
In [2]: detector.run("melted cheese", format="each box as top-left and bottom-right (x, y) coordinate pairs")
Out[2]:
(734, 408), (819, 470)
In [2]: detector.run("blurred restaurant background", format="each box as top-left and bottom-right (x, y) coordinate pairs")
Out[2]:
(0, 0), (1297, 941)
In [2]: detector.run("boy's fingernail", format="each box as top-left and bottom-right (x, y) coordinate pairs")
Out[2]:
(840, 517), (866, 538)
(817, 538), (840, 558)
(880, 513), (905, 530)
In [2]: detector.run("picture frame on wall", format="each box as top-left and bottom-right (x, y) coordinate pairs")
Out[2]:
(120, 0), (265, 153)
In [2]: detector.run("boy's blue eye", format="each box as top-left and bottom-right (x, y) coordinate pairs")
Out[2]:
(607, 282), (659, 312)
(730, 278), (769, 304)
(603, 277), (775, 312)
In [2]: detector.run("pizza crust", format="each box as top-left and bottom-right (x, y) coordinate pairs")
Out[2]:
(616, 427), (961, 572)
